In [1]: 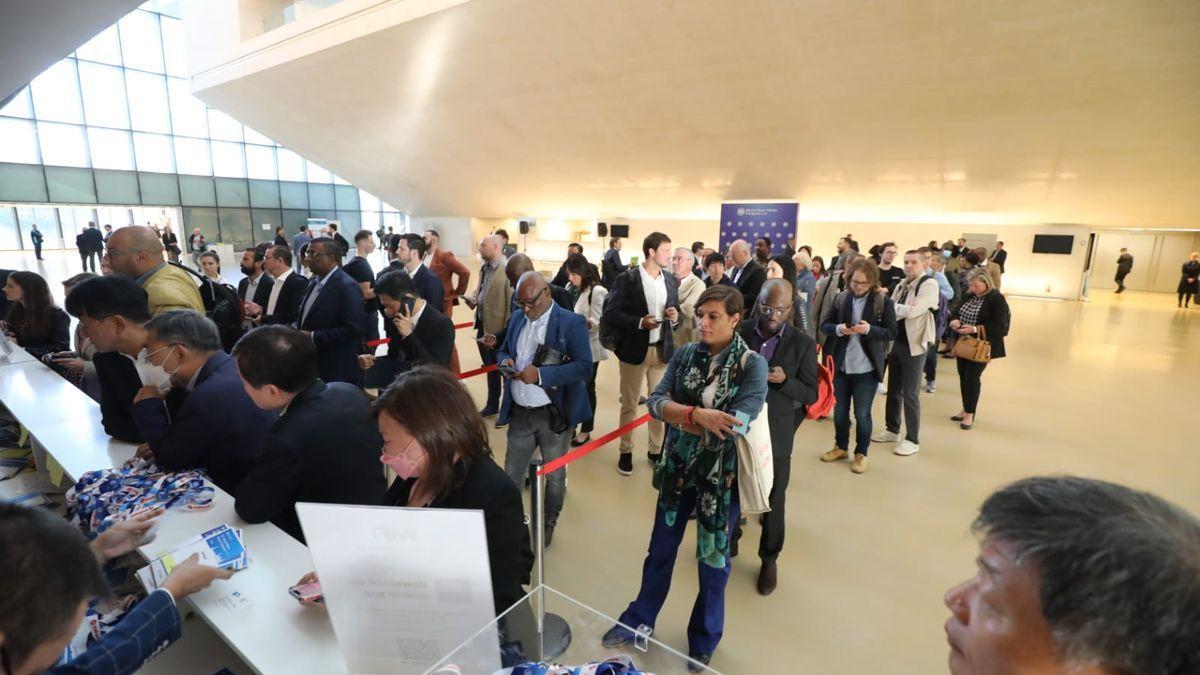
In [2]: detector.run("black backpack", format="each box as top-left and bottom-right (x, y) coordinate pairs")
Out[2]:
(170, 262), (244, 351)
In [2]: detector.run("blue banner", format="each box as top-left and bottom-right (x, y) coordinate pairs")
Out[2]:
(718, 203), (798, 255)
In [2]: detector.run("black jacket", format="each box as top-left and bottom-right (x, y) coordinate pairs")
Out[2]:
(237, 274), (273, 306)
(604, 267), (681, 365)
(820, 290), (898, 382)
(234, 380), (386, 541)
(741, 318), (819, 417)
(601, 248), (625, 288)
(410, 264), (445, 314)
(79, 227), (104, 253)
(383, 301), (455, 368)
(261, 272), (308, 326)
(93, 351), (187, 443)
(332, 232), (350, 257)
(12, 307), (71, 359)
(989, 249), (1007, 273)
(954, 290), (1010, 359)
(383, 455), (533, 615)
(296, 268), (365, 386)
(131, 352), (276, 493)
(731, 260), (767, 311)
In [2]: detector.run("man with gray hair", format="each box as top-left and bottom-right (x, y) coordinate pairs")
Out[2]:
(105, 225), (204, 316)
(945, 476), (1200, 675)
(131, 310), (276, 492)
(671, 246), (705, 345)
(727, 239), (766, 311)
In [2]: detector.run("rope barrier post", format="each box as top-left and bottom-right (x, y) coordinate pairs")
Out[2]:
(527, 459), (570, 660)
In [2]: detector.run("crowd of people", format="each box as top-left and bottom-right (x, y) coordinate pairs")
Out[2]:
(2, 224), (1198, 675)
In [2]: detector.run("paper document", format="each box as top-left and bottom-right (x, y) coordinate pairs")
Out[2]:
(136, 524), (247, 591)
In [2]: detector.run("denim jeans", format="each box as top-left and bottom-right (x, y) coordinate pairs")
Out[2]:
(833, 371), (877, 455)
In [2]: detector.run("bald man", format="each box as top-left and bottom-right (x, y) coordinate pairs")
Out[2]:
(466, 235), (512, 416)
(106, 226), (203, 316)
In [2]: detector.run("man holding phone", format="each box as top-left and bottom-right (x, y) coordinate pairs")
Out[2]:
(496, 272), (592, 547)
(464, 235), (511, 417)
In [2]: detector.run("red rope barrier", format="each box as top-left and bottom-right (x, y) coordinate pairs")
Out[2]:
(454, 322), (474, 330)
(537, 413), (652, 476)
(457, 364), (499, 379)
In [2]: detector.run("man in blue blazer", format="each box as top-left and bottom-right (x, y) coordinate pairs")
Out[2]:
(395, 233), (445, 311)
(290, 223), (311, 274)
(496, 272), (592, 548)
(131, 310), (277, 493)
(295, 237), (364, 386)
(0, 504), (232, 675)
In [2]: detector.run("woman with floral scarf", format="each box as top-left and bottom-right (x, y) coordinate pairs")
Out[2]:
(602, 284), (768, 671)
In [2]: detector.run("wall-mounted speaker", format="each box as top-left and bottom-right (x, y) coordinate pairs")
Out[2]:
(597, 222), (608, 237)
(519, 220), (530, 235)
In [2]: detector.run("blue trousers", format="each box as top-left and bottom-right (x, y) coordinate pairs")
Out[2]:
(618, 486), (741, 655)
(833, 371), (877, 455)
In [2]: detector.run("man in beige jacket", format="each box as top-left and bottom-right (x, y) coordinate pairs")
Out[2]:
(105, 226), (204, 317)
(464, 235), (512, 416)
(671, 247), (705, 346)
(872, 249), (940, 457)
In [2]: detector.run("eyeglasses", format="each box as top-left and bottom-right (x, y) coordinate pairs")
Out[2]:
(517, 287), (547, 309)
(758, 305), (791, 318)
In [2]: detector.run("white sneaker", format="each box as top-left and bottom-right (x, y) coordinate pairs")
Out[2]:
(893, 440), (920, 456)
(877, 383), (888, 395)
(872, 430), (900, 443)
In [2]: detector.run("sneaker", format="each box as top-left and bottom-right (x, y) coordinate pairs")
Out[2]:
(893, 440), (920, 456)
(925, 381), (936, 393)
(617, 453), (633, 476)
(872, 430), (900, 443)
(877, 383), (887, 395)
(851, 453), (868, 474)
(638, 395), (647, 405)
(647, 452), (662, 466)
(820, 447), (849, 462)
(687, 653), (712, 673)
(601, 624), (638, 648)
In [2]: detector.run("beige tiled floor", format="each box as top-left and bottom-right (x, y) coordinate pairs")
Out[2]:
(7, 249), (1199, 674)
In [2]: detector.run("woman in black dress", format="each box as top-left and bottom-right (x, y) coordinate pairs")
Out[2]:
(1178, 253), (1199, 308)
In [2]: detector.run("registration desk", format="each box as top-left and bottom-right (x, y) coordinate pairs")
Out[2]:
(0, 345), (343, 674)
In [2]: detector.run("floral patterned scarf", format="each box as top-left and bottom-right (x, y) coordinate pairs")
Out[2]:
(652, 333), (748, 568)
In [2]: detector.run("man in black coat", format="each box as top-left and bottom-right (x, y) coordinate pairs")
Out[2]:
(601, 237), (625, 288)
(295, 238), (364, 386)
(989, 241), (1007, 274)
(64, 277), (186, 443)
(738, 279), (819, 595)
(328, 222), (350, 259)
(256, 245), (308, 326)
(727, 239), (767, 311)
(362, 270), (456, 388)
(601, 232), (680, 475)
(550, 243), (584, 288)
(232, 326), (386, 542)
(394, 233), (444, 311)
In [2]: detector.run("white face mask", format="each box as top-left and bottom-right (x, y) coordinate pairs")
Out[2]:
(135, 347), (175, 394)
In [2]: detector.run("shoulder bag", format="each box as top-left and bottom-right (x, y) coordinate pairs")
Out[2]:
(953, 325), (991, 363)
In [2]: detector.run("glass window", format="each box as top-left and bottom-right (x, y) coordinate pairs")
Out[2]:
(0, 118), (41, 164)
(243, 126), (273, 145)
(279, 181), (308, 209)
(335, 210), (361, 232)
(98, 206), (134, 227)
(358, 189), (380, 212)
(211, 141), (245, 177)
(134, 132), (175, 173)
(167, 78), (207, 137)
(333, 174), (350, 185)
(251, 208), (283, 236)
(383, 211), (402, 231)
(143, 0), (182, 17)
(0, 163), (49, 202)
(182, 206), (219, 242)
(160, 17), (188, 77)
(217, 208), (252, 247)
(139, 172), (180, 205)
(31, 60), (84, 124)
(174, 137), (211, 175)
(334, 185), (359, 210)
(215, 178), (250, 207)
(361, 211), (382, 230)
(305, 160), (331, 183)
(246, 145), (277, 179)
(38, 122), (90, 167)
(119, 10), (165, 73)
(76, 24), (123, 65)
(94, 169), (141, 204)
(277, 148), (305, 181)
(126, 71), (171, 133)
(79, 62), (130, 128)
(0, 86), (33, 118)
(207, 109), (243, 141)
(88, 128), (135, 170)
(307, 183), (335, 210)
(45, 166), (97, 203)
(0, 206), (19, 250)
(178, 175), (216, 206)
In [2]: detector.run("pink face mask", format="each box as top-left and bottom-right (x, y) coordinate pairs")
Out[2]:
(380, 437), (424, 480)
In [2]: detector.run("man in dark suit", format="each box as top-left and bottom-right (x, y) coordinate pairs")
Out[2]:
(496, 272), (592, 547)
(0, 504), (233, 675)
(257, 245), (308, 325)
(394, 233), (444, 311)
(739, 279), (819, 595)
(601, 237), (625, 288)
(727, 239), (767, 310)
(328, 222), (350, 259)
(602, 232), (681, 475)
(295, 237), (364, 386)
(64, 277), (186, 443)
(237, 246), (273, 333)
(551, 243), (584, 288)
(131, 311), (277, 493)
(232, 326), (387, 542)
(361, 270), (455, 388)
(989, 241), (1007, 274)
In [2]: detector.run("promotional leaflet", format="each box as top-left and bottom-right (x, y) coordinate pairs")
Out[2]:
(135, 524), (248, 591)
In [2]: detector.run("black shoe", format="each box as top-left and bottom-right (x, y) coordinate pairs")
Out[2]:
(687, 652), (712, 673)
(494, 418), (508, 429)
(757, 561), (778, 596)
(479, 406), (498, 417)
(571, 434), (591, 447)
(638, 395), (647, 405)
(617, 453), (633, 476)
(729, 530), (740, 558)
(647, 452), (662, 466)
(601, 624), (638, 648)
(543, 524), (555, 550)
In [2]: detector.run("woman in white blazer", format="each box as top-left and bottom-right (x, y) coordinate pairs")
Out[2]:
(566, 253), (608, 446)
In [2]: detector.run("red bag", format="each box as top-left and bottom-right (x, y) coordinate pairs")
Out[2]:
(806, 352), (836, 420)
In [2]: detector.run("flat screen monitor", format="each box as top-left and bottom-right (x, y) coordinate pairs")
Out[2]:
(1032, 234), (1074, 254)
(609, 224), (630, 238)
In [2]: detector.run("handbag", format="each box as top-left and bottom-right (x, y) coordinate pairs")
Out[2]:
(735, 410), (774, 515)
(953, 325), (991, 363)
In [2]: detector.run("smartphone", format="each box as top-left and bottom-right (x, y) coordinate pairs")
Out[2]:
(732, 411), (751, 435)
(498, 362), (520, 378)
(288, 581), (323, 603)
(50, 351), (79, 361)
